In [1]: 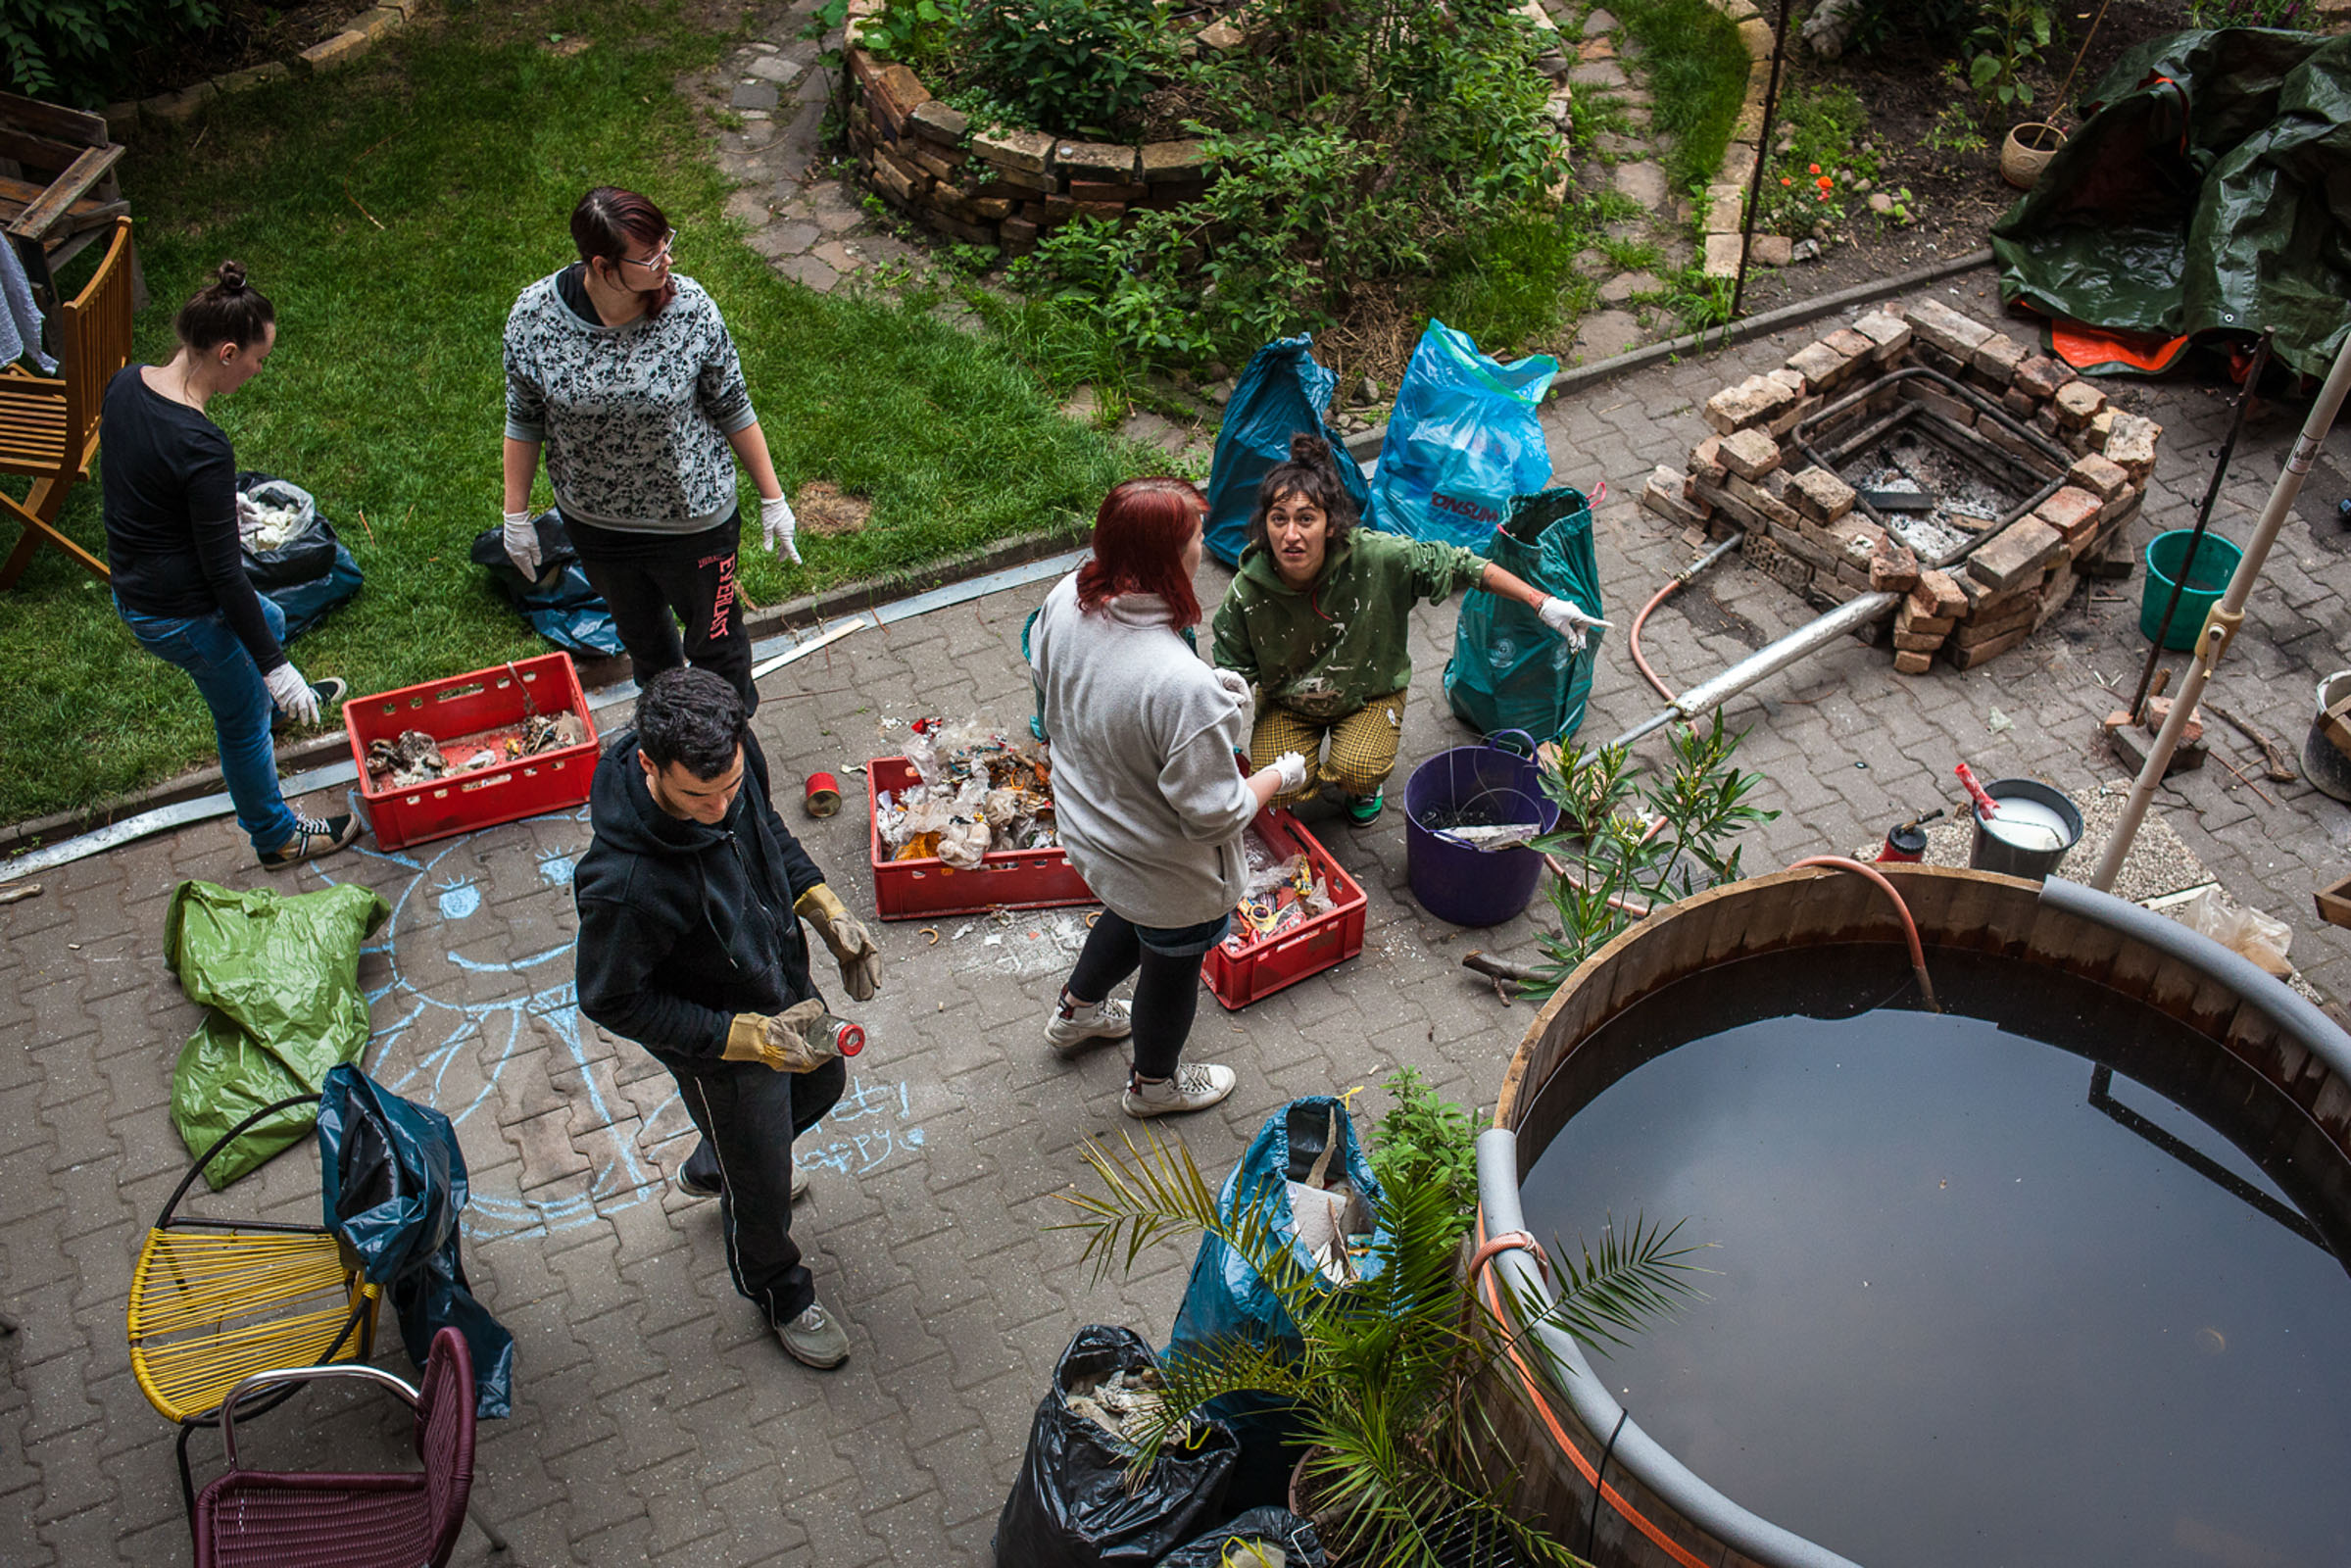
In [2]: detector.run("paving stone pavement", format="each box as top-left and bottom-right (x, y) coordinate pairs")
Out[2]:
(6, 269), (2349, 1564)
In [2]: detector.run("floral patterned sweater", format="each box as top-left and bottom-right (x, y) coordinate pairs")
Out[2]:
(503, 270), (757, 534)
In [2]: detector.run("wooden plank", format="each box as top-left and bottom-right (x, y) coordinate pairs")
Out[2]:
(7, 145), (122, 242)
(0, 90), (110, 150)
(0, 124), (100, 174)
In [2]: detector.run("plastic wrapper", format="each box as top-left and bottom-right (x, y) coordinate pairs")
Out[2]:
(2172, 887), (2293, 977)
(879, 713), (1060, 860)
(1226, 829), (1334, 954)
(1157, 1508), (1328, 1568)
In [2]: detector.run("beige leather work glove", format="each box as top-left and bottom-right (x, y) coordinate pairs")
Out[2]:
(796, 883), (882, 1002)
(722, 999), (833, 1072)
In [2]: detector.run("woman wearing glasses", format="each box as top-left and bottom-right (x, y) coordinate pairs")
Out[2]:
(500, 186), (797, 710)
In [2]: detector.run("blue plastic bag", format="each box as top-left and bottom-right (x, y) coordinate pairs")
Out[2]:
(468, 512), (623, 658)
(1166, 1097), (1389, 1509)
(1445, 486), (1605, 743)
(1203, 334), (1371, 567)
(318, 1063), (515, 1419)
(1366, 319), (1557, 549)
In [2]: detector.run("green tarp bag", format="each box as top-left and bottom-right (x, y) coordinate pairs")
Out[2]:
(1991, 28), (2351, 379)
(1443, 486), (1603, 745)
(165, 878), (390, 1189)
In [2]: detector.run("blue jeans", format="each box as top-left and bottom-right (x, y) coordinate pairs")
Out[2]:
(116, 594), (300, 856)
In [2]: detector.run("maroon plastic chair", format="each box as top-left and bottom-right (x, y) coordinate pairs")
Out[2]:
(192, 1326), (501, 1567)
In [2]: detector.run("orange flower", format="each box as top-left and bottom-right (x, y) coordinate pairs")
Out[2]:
(1816, 174), (1834, 190)
(1781, 175), (1792, 186)
(1808, 163), (1822, 173)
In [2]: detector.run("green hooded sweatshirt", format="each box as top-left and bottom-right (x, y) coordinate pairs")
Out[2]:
(1211, 529), (1488, 720)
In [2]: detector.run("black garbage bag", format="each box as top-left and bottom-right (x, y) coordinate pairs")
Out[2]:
(236, 472), (364, 640)
(1157, 1507), (1328, 1567)
(994, 1325), (1238, 1568)
(469, 510), (623, 658)
(317, 1063), (515, 1418)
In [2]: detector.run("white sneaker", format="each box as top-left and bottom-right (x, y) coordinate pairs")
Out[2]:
(1044, 991), (1133, 1054)
(1122, 1062), (1238, 1117)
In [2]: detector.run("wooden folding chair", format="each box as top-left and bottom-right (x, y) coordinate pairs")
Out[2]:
(0, 213), (133, 587)
(128, 1093), (382, 1521)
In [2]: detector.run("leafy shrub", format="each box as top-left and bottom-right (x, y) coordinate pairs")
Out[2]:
(1968, 0), (2054, 111)
(1367, 1066), (1483, 1238)
(965, 0), (1171, 134)
(1839, 0), (1979, 55)
(0, 0), (220, 104)
(856, 0), (967, 74)
(1752, 84), (1880, 238)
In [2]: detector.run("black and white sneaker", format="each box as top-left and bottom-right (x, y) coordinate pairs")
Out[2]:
(259, 813), (363, 870)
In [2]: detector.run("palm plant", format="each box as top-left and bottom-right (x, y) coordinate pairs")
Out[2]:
(1059, 1121), (1704, 1567)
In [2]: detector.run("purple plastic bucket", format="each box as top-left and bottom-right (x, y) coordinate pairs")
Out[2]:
(1404, 730), (1560, 926)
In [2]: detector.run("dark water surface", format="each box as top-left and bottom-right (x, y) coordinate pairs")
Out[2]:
(1519, 946), (2351, 1568)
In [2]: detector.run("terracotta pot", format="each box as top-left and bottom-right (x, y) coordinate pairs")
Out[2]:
(2000, 122), (2067, 190)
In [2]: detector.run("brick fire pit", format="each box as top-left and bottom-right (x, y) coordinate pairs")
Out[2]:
(1641, 298), (2164, 671)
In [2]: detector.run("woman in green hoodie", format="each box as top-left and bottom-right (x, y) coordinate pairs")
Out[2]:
(1209, 435), (1606, 824)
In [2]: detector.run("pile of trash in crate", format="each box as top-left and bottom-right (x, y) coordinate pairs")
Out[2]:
(874, 716), (1057, 869)
(1223, 829), (1335, 956)
(364, 712), (587, 789)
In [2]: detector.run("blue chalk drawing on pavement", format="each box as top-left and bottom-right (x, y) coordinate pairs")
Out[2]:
(325, 810), (925, 1241)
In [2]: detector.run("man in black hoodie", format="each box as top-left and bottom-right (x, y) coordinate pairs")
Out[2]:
(574, 668), (883, 1369)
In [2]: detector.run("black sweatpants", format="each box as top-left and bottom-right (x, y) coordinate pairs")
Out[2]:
(671, 1054), (846, 1328)
(565, 509), (758, 712)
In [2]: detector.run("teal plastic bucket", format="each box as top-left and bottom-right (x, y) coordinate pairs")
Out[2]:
(2139, 530), (2242, 651)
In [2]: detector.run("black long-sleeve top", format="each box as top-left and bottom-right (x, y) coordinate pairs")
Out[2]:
(99, 366), (285, 673)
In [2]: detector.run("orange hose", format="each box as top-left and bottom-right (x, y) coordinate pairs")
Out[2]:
(1473, 1210), (1715, 1568)
(1785, 856), (1939, 1010)
(1628, 578), (1682, 703)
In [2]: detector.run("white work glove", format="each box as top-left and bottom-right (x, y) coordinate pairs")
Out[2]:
(264, 662), (320, 726)
(501, 510), (541, 578)
(1211, 667), (1252, 707)
(760, 493), (801, 565)
(1537, 595), (1613, 653)
(1271, 751), (1308, 795)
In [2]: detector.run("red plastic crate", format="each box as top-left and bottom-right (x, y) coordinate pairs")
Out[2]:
(1203, 807), (1367, 1010)
(345, 653), (600, 852)
(866, 757), (1097, 920)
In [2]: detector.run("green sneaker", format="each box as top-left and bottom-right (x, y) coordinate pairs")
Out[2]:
(1343, 789), (1385, 826)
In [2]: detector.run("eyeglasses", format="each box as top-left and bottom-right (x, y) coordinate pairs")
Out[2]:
(619, 230), (677, 271)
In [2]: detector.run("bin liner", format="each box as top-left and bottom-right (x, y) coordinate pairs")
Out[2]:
(469, 510), (623, 658)
(1443, 487), (1604, 744)
(1990, 29), (2351, 379)
(1203, 334), (1371, 567)
(318, 1063), (515, 1419)
(236, 471), (365, 641)
(994, 1325), (1238, 1567)
(1156, 1507), (1328, 1567)
(1365, 320), (1555, 550)
(165, 878), (390, 1189)
(1166, 1099), (1390, 1511)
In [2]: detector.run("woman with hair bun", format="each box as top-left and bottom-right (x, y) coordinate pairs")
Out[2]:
(103, 261), (359, 869)
(1210, 434), (1607, 824)
(501, 185), (797, 712)
(1028, 477), (1304, 1117)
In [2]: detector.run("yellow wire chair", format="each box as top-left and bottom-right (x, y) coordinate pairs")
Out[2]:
(128, 1093), (381, 1520)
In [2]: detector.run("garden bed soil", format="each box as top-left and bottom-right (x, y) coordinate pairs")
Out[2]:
(100, 1), (372, 101)
(1734, 0), (2206, 319)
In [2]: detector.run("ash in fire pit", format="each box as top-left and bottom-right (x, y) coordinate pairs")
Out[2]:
(1844, 428), (2027, 562)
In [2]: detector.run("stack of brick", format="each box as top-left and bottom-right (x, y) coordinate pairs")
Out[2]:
(842, 50), (1214, 253)
(1640, 296), (2163, 675)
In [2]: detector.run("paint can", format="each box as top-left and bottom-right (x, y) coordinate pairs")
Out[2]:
(805, 771), (843, 817)
(818, 1013), (865, 1058)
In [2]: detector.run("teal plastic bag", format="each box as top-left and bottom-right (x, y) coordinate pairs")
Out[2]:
(1444, 487), (1603, 744)
(1367, 319), (1557, 548)
(165, 879), (390, 1189)
(1203, 334), (1370, 566)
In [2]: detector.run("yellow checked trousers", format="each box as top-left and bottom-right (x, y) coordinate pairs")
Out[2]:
(1249, 689), (1409, 808)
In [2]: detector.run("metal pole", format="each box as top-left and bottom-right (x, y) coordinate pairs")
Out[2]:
(1729, 0), (1794, 320)
(2126, 329), (2273, 720)
(2091, 328), (2351, 891)
(1607, 590), (1899, 748)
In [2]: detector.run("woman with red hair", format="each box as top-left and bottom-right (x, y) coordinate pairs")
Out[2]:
(1028, 477), (1305, 1116)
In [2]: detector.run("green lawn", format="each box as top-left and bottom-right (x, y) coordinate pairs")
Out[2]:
(0, 0), (1137, 830)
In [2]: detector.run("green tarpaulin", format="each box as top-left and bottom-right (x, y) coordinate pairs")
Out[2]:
(165, 878), (390, 1189)
(1992, 28), (2351, 379)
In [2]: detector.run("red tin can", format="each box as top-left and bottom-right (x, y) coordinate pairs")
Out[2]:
(805, 770), (843, 817)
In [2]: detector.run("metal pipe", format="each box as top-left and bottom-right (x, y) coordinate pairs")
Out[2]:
(1607, 591), (1899, 748)
(2127, 329), (2273, 719)
(2091, 326), (2351, 891)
